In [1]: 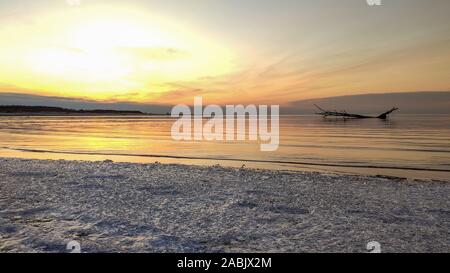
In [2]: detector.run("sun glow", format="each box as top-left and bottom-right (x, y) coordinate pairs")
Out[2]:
(0, 5), (235, 101)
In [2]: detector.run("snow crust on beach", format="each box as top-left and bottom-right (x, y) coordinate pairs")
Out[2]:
(0, 157), (449, 253)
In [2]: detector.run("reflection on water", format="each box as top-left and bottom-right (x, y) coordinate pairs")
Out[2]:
(0, 115), (449, 180)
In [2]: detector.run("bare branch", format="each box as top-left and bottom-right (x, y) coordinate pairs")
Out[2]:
(377, 107), (399, 119)
(314, 105), (399, 119)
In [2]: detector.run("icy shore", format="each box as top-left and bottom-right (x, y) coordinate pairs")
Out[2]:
(0, 157), (448, 253)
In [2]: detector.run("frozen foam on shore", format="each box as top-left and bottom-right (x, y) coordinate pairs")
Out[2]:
(0, 157), (449, 253)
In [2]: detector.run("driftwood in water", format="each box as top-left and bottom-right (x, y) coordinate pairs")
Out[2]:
(314, 104), (399, 119)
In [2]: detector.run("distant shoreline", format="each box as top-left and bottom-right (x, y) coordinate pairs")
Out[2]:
(0, 113), (166, 116)
(0, 105), (167, 116)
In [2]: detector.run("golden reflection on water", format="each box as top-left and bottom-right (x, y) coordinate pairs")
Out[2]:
(0, 115), (449, 180)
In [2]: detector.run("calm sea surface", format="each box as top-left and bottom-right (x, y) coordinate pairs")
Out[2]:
(0, 115), (449, 180)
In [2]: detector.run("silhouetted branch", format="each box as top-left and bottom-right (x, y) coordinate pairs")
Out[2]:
(314, 104), (399, 119)
(377, 107), (399, 119)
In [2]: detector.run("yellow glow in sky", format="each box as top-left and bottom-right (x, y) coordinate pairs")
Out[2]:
(0, 5), (235, 101)
(1, 1), (449, 105)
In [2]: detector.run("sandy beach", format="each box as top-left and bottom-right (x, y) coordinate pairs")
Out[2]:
(0, 157), (449, 253)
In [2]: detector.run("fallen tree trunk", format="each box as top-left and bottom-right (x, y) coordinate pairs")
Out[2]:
(314, 104), (399, 119)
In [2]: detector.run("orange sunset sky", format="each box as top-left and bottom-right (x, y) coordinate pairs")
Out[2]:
(0, 0), (450, 105)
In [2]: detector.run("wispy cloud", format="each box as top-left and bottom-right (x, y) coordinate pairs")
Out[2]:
(115, 46), (188, 61)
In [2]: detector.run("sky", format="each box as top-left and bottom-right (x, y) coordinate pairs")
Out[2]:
(0, 0), (449, 106)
